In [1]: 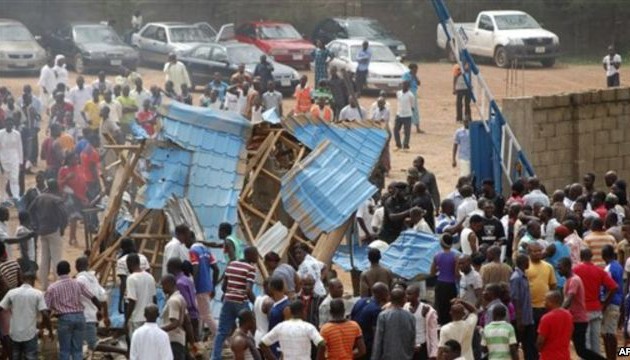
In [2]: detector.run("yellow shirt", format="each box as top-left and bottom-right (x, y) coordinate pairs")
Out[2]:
(526, 260), (556, 308)
(83, 101), (101, 130)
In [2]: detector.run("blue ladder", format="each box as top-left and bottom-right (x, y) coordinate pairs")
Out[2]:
(431, 0), (535, 191)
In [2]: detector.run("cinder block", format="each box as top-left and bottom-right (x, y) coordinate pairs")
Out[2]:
(533, 111), (548, 124)
(555, 121), (572, 135)
(538, 123), (556, 138)
(617, 88), (630, 101)
(591, 91), (602, 103)
(578, 105), (595, 119)
(598, 144), (619, 158)
(539, 152), (555, 166)
(609, 157), (622, 168)
(623, 156), (630, 170)
(602, 117), (618, 130)
(609, 103), (624, 116)
(557, 149), (573, 162)
(624, 104), (630, 115)
(554, 95), (571, 108)
(548, 135), (570, 151)
(611, 129), (624, 143)
(548, 164), (561, 177)
(548, 108), (564, 123)
(601, 89), (617, 102)
(532, 138), (547, 152)
(595, 104), (609, 118)
(534, 96), (557, 109)
(563, 108), (574, 121)
(619, 142), (630, 155)
(577, 119), (594, 134)
(595, 130), (609, 144)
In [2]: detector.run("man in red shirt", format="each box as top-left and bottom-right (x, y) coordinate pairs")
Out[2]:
(558, 257), (606, 360)
(572, 248), (617, 356)
(80, 134), (101, 200)
(536, 290), (572, 360)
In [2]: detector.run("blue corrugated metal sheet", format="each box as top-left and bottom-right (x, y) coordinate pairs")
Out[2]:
(146, 101), (252, 239)
(281, 140), (377, 240)
(333, 230), (454, 279)
(144, 146), (192, 209)
(282, 115), (388, 175)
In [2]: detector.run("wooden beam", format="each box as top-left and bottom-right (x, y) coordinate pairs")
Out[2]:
(241, 130), (283, 197)
(245, 131), (275, 174)
(104, 145), (143, 150)
(239, 200), (312, 247)
(129, 234), (172, 239)
(312, 217), (352, 265)
(91, 207), (150, 267)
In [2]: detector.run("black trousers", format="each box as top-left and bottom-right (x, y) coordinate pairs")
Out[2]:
(607, 73), (620, 87)
(434, 280), (458, 325)
(573, 322), (606, 360)
(412, 343), (428, 360)
(516, 323), (538, 360)
(456, 89), (471, 121)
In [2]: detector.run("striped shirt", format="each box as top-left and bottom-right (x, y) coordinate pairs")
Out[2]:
(224, 261), (256, 303)
(0, 260), (21, 290)
(584, 231), (616, 267)
(45, 275), (95, 315)
(481, 321), (516, 360)
(320, 320), (362, 360)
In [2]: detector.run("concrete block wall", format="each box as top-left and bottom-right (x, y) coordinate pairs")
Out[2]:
(503, 87), (630, 192)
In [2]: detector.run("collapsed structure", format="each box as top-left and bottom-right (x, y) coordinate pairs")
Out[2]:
(89, 101), (388, 284)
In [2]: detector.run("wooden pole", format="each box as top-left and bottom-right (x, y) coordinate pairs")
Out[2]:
(312, 217), (353, 265)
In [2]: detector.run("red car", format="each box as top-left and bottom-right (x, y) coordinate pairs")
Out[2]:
(235, 21), (315, 69)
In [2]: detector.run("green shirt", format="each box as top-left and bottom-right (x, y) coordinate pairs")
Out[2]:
(117, 95), (137, 125)
(227, 235), (244, 262)
(481, 321), (516, 360)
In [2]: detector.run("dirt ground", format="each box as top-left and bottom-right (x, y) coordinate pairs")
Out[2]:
(1, 60), (627, 358)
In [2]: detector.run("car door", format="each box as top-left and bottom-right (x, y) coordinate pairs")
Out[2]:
(136, 25), (159, 63)
(236, 23), (256, 44)
(471, 15), (495, 57)
(186, 45), (213, 87)
(208, 46), (233, 79)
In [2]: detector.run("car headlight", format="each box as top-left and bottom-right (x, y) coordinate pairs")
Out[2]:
(270, 49), (289, 56)
(85, 51), (106, 58)
(302, 48), (312, 55)
(397, 44), (406, 51)
(552, 36), (560, 45)
(508, 38), (524, 46)
(291, 70), (300, 79)
(368, 72), (381, 79)
(0, 52), (6, 59)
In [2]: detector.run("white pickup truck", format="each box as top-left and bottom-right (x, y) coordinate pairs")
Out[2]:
(437, 10), (560, 68)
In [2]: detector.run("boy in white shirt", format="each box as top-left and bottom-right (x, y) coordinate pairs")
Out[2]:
(394, 80), (416, 151)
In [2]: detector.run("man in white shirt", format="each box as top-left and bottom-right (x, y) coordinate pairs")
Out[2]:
(438, 299), (478, 360)
(370, 96), (390, 123)
(294, 245), (327, 297)
(458, 255), (482, 307)
(99, 90), (123, 125)
(394, 80), (415, 151)
(456, 185), (477, 223)
(0, 272), (52, 359)
(92, 71), (113, 94)
(125, 253), (157, 336)
(357, 196), (376, 242)
(522, 177), (549, 207)
(162, 225), (192, 275)
(38, 58), (56, 110)
(52, 55), (69, 90)
(75, 257), (108, 353)
(0, 119), (23, 204)
(261, 300), (325, 360)
(338, 97), (366, 122)
(603, 45), (622, 87)
(129, 304), (173, 360)
(164, 53), (191, 96)
(130, 78), (152, 109)
(67, 76), (93, 129)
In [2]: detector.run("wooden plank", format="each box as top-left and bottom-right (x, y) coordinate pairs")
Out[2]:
(104, 145), (142, 150)
(91, 208), (150, 268)
(245, 131), (275, 173)
(237, 206), (256, 245)
(105, 160), (122, 171)
(312, 217), (352, 265)
(129, 234), (172, 239)
(239, 201), (311, 246)
(241, 130), (283, 197)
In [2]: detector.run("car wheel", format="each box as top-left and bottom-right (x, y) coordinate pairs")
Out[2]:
(494, 46), (510, 68)
(75, 54), (85, 74)
(540, 58), (556, 68)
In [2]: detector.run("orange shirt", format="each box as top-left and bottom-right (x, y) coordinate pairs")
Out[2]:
(320, 320), (362, 360)
(294, 85), (312, 113)
(310, 104), (333, 122)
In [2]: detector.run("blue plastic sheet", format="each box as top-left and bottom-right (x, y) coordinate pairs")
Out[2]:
(332, 230), (447, 279)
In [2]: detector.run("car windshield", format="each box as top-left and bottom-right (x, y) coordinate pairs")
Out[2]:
(346, 20), (390, 38)
(228, 45), (265, 64)
(74, 26), (123, 44)
(494, 14), (541, 30)
(169, 27), (211, 43)
(350, 45), (395, 62)
(0, 24), (34, 41)
(258, 24), (302, 40)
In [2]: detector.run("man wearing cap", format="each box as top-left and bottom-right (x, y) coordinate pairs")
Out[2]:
(545, 225), (571, 290)
(164, 53), (191, 96)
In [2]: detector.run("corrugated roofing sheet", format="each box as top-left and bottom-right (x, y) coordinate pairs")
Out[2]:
(146, 102), (252, 239)
(144, 146), (192, 209)
(281, 140), (377, 240)
(282, 115), (388, 175)
(333, 230), (450, 279)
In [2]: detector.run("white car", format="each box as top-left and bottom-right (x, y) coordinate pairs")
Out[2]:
(327, 39), (407, 93)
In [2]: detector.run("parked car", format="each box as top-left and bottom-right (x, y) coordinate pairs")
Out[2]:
(41, 22), (139, 74)
(436, 10), (560, 68)
(0, 19), (47, 73)
(311, 17), (407, 58)
(326, 39), (406, 93)
(131, 22), (232, 66)
(235, 21), (314, 69)
(178, 42), (300, 94)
